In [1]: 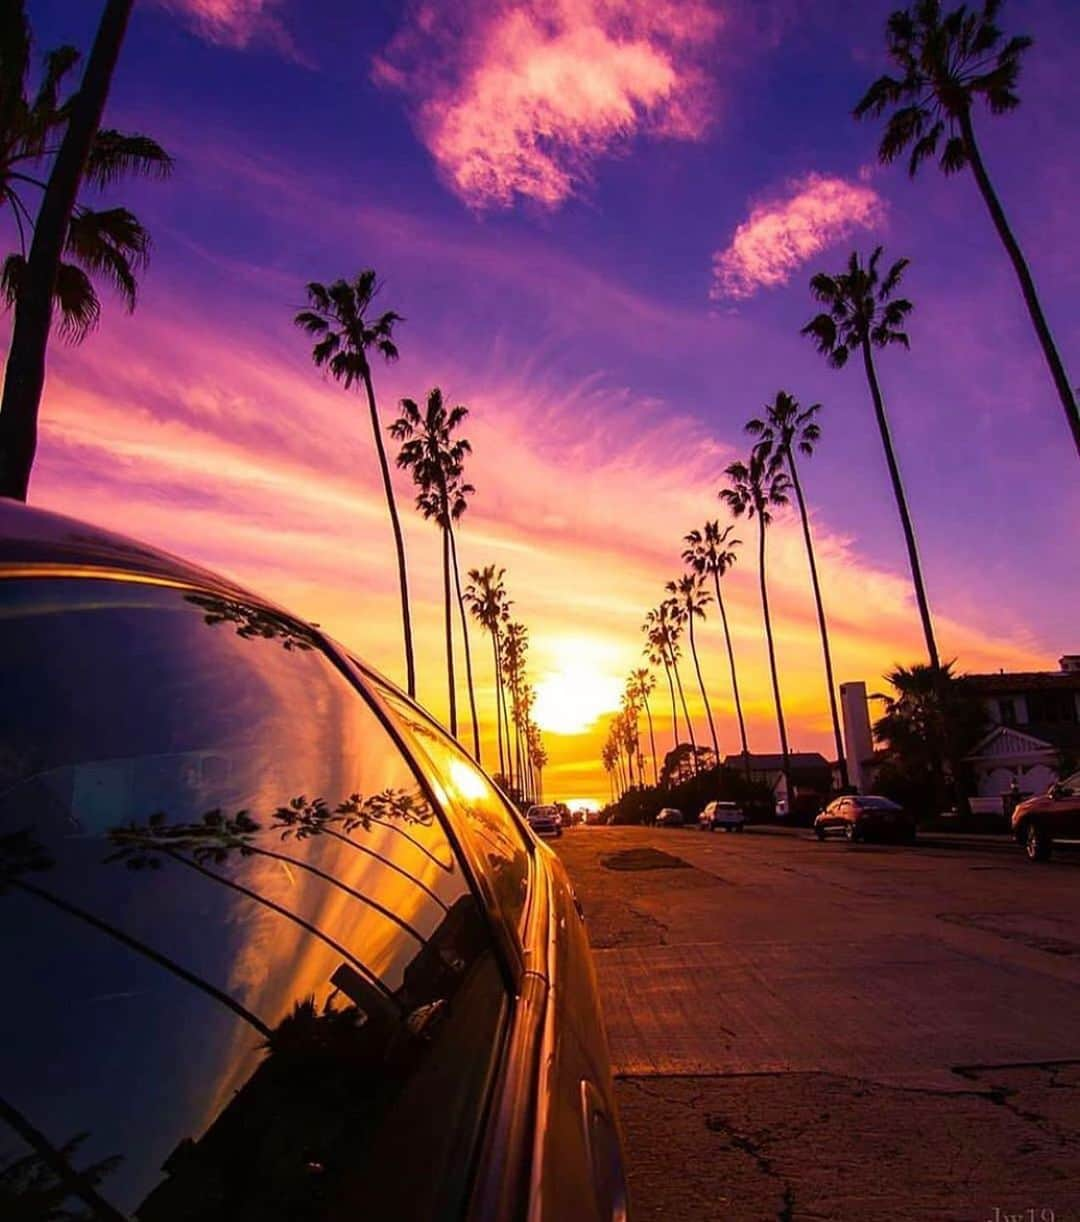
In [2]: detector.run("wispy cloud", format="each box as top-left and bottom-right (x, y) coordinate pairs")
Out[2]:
(373, 0), (723, 209)
(155, 0), (290, 51)
(711, 173), (885, 301)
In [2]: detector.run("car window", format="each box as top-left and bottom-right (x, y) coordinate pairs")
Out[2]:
(361, 673), (532, 938)
(0, 577), (507, 1221)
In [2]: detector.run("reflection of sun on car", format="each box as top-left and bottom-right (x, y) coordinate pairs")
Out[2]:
(1011, 770), (1080, 861)
(814, 795), (917, 843)
(525, 803), (563, 838)
(655, 807), (684, 827)
(698, 800), (746, 832)
(0, 502), (626, 1222)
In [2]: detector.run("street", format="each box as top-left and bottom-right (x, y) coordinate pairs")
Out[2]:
(553, 825), (1080, 1222)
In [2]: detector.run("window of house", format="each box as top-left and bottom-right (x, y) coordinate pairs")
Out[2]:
(1026, 690), (1079, 724)
(998, 698), (1017, 726)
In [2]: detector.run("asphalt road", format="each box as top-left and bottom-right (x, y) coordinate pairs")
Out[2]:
(553, 824), (1080, 1222)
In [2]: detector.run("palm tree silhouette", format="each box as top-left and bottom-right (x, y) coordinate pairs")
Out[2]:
(464, 565), (512, 785)
(668, 573), (720, 765)
(683, 522), (750, 771)
(721, 447), (793, 806)
(643, 608), (680, 758)
(0, 0), (172, 500)
(391, 387), (477, 747)
(659, 598), (699, 770)
(802, 247), (940, 673)
(855, 0), (1078, 459)
(629, 667), (659, 786)
(105, 813), (399, 1009)
(748, 392), (848, 788)
(501, 620), (530, 801)
(1, 827), (272, 1037)
(294, 271), (416, 697)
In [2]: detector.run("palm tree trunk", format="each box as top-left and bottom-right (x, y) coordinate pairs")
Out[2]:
(643, 693), (659, 786)
(491, 633), (506, 779)
(712, 570), (752, 784)
(860, 340), (940, 671)
(960, 107), (1080, 459)
(448, 526), (481, 761)
(161, 848), (398, 1007)
(662, 656), (678, 755)
(758, 515), (792, 807)
(0, 0), (134, 501)
(440, 522), (457, 737)
(688, 613), (720, 764)
(0, 1095), (127, 1222)
(496, 636), (514, 790)
(787, 452), (848, 789)
(10, 876), (271, 1037)
(363, 370), (417, 697)
(671, 656), (698, 771)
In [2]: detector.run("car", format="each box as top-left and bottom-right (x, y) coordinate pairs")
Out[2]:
(1010, 770), (1080, 861)
(655, 807), (684, 827)
(814, 794), (917, 843)
(698, 800), (746, 832)
(0, 502), (627, 1222)
(525, 803), (563, 838)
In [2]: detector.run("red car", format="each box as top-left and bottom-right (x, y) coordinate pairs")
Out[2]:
(1011, 770), (1080, 861)
(814, 795), (917, 843)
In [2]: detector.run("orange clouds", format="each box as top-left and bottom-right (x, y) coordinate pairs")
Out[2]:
(374, 0), (723, 208)
(711, 173), (886, 300)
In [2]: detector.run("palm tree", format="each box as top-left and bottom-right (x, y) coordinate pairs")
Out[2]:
(802, 248), (941, 673)
(464, 565), (511, 782)
(682, 522), (750, 769)
(721, 448), (793, 806)
(630, 666), (659, 786)
(643, 607), (680, 756)
(295, 271), (416, 697)
(0, 0), (172, 500)
(502, 621), (529, 799)
(390, 388), (477, 745)
(855, 0), (1078, 458)
(667, 574), (720, 765)
(660, 597), (699, 770)
(748, 392), (848, 788)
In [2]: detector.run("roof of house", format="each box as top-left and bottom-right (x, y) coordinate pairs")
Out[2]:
(723, 752), (831, 773)
(965, 671), (1080, 692)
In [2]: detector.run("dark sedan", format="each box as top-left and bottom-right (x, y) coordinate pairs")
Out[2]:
(814, 795), (917, 843)
(0, 502), (627, 1222)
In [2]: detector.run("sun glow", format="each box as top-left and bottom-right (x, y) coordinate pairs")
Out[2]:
(533, 641), (623, 735)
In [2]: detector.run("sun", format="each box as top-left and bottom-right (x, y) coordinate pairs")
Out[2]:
(533, 642), (623, 735)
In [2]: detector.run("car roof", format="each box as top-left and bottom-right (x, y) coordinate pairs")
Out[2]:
(0, 500), (285, 612)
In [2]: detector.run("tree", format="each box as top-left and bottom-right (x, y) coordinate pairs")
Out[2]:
(0, 0), (172, 500)
(464, 565), (511, 782)
(682, 521), (751, 770)
(747, 392), (848, 788)
(660, 597), (698, 772)
(667, 573), (720, 764)
(721, 447), (793, 805)
(295, 272), (416, 697)
(802, 248), (941, 673)
(643, 612), (679, 758)
(855, 0), (1079, 459)
(629, 666), (659, 786)
(643, 602), (696, 764)
(501, 621), (530, 801)
(391, 388), (477, 747)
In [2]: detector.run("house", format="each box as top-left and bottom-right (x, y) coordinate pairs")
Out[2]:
(723, 751), (832, 808)
(962, 655), (1080, 801)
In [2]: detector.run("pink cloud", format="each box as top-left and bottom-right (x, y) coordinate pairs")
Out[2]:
(154, 0), (290, 51)
(711, 173), (886, 300)
(373, 0), (723, 208)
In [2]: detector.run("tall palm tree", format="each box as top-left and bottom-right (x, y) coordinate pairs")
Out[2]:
(502, 621), (529, 798)
(667, 573), (720, 765)
(464, 565), (511, 782)
(855, 0), (1079, 458)
(390, 388), (476, 745)
(802, 248), (941, 674)
(643, 607), (680, 756)
(748, 392), (848, 788)
(660, 597), (699, 770)
(630, 666), (659, 786)
(295, 271), (416, 697)
(682, 522), (750, 769)
(0, 0), (172, 500)
(721, 448), (793, 806)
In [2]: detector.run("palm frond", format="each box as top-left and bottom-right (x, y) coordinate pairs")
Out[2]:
(84, 130), (173, 188)
(53, 261), (100, 341)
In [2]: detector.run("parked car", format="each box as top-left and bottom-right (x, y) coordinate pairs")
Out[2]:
(656, 807), (684, 827)
(814, 794), (917, 843)
(0, 502), (626, 1222)
(698, 800), (746, 832)
(526, 803), (563, 838)
(1011, 770), (1080, 861)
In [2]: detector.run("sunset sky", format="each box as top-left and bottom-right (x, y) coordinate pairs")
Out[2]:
(14, 0), (1080, 801)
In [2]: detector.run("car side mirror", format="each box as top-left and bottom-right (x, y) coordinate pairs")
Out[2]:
(1050, 784), (1071, 800)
